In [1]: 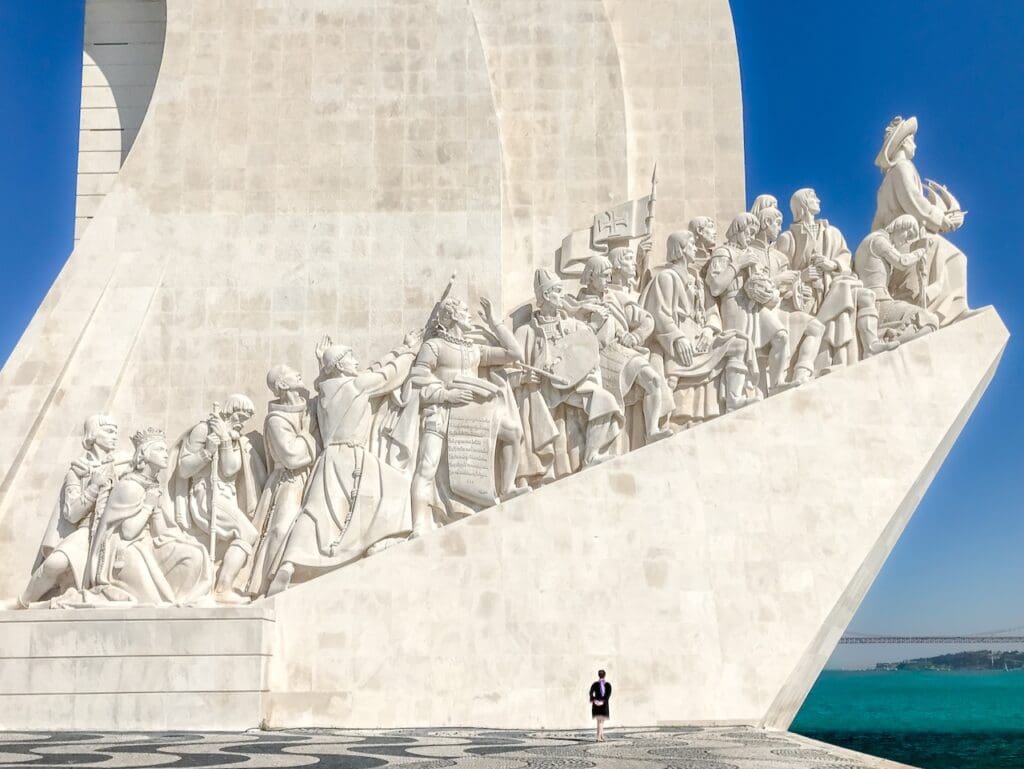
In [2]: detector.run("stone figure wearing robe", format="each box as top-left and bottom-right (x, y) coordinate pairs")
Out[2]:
(266, 335), (418, 595)
(87, 428), (212, 606)
(748, 200), (826, 384)
(575, 252), (672, 447)
(13, 415), (128, 608)
(775, 189), (895, 366)
(514, 269), (622, 487)
(641, 230), (758, 429)
(853, 215), (939, 343)
(872, 116), (969, 326)
(247, 365), (318, 597)
(168, 394), (266, 603)
(706, 212), (793, 395)
(608, 244), (641, 296)
(406, 297), (524, 538)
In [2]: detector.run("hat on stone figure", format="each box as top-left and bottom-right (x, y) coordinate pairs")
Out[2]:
(875, 115), (918, 171)
(534, 268), (561, 300)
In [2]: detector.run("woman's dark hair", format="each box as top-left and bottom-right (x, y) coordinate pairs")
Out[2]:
(598, 669), (606, 678)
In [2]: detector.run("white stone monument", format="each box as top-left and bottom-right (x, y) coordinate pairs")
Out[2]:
(0, 0), (1005, 738)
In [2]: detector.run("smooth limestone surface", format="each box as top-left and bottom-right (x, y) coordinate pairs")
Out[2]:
(264, 308), (1007, 730)
(0, 0), (744, 599)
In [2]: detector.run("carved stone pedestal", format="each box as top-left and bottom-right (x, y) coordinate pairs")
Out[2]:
(0, 606), (272, 730)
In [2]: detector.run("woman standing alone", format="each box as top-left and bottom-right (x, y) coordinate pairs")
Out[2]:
(589, 669), (611, 741)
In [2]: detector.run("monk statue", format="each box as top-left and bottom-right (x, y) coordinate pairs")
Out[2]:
(642, 230), (758, 429)
(247, 365), (318, 596)
(266, 332), (420, 595)
(872, 115), (970, 326)
(168, 394), (267, 604)
(86, 428), (212, 606)
(853, 214), (940, 343)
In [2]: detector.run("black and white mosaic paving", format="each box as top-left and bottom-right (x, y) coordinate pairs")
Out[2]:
(0, 727), (910, 769)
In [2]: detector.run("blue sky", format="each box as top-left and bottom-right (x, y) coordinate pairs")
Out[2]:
(0, 1), (1020, 639)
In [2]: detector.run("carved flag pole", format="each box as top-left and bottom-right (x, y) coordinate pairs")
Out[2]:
(638, 163), (658, 293)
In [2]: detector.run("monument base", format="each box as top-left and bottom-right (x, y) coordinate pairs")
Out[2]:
(0, 606), (272, 731)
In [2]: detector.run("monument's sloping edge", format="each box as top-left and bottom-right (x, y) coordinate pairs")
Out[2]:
(265, 308), (1007, 729)
(762, 307), (1008, 729)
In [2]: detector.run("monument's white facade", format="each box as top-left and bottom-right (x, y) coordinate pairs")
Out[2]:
(0, 0), (1003, 736)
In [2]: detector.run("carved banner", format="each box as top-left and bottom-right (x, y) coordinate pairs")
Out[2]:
(447, 401), (499, 508)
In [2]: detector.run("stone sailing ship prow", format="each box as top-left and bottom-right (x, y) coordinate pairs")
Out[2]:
(4, 115), (975, 610)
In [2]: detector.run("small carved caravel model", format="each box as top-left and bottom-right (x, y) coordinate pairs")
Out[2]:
(5, 117), (977, 606)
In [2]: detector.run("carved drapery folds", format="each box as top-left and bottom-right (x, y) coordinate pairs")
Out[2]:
(6, 116), (974, 608)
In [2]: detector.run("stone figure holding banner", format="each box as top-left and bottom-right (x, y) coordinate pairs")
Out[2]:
(872, 116), (970, 326)
(514, 269), (622, 487)
(11, 415), (127, 608)
(576, 253), (672, 447)
(168, 395), (266, 604)
(247, 365), (318, 597)
(266, 333), (419, 595)
(406, 296), (524, 538)
(87, 428), (212, 606)
(643, 231), (759, 429)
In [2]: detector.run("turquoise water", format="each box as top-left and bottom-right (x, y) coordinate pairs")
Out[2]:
(792, 671), (1024, 768)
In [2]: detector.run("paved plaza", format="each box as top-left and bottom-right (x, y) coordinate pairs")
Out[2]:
(0, 727), (911, 769)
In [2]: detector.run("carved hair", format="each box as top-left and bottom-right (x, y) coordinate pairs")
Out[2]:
(756, 205), (783, 231)
(885, 214), (921, 240)
(666, 231), (695, 264)
(581, 255), (613, 288)
(725, 212), (759, 242)
(749, 194), (778, 218)
(220, 393), (256, 418)
(607, 246), (634, 270)
(435, 297), (467, 330)
(82, 414), (115, 451)
(789, 188), (817, 220)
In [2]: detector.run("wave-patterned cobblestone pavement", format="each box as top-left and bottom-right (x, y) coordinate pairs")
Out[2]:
(0, 727), (914, 769)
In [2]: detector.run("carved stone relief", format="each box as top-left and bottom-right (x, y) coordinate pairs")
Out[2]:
(3, 117), (978, 607)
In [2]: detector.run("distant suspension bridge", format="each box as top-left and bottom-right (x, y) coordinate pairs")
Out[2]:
(839, 625), (1024, 644)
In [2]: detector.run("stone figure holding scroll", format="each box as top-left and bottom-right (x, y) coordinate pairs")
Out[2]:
(168, 394), (266, 604)
(247, 365), (318, 596)
(266, 334), (419, 596)
(576, 253), (672, 446)
(405, 296), (525, 538)
(514, 269), (622, 486)
(872, 116), (970, 326)
(853, 215), (939, 343)
(12, 415), (128, 608)
(87, 428), (212, 606)
(775, 189), (895, 366)
(706, 213), (794, 395)
(642, 230), (758, 429)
